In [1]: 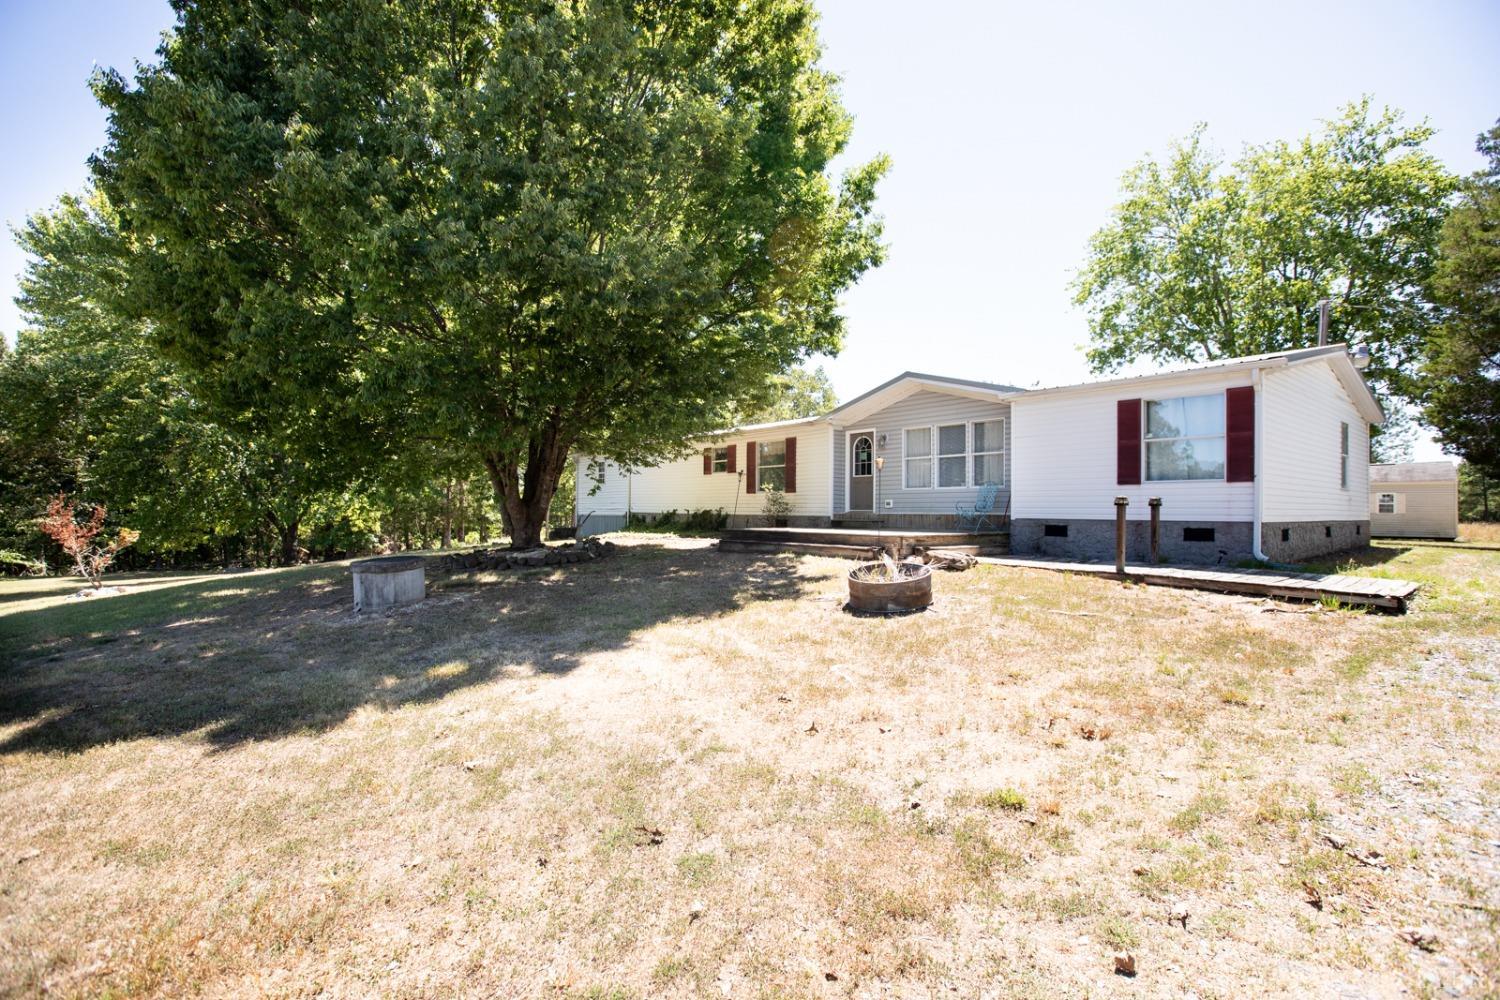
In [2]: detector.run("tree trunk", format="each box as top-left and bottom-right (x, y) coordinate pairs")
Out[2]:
(442, 481), (454, 549)
(482, 427), (571, 550)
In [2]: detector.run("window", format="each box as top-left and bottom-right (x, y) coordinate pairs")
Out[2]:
(937, 424), (967, 488)
(711, 447), (728, 473)
(903, 428), (932, 488)
(852, 435), (873, 477)
(1340, 422), (1350, 489)
(757, 440), (786, 491)
(1377, 492), (1396, 514)
(972, 418), (1005, 486)
(1145, 394), (1225, 481)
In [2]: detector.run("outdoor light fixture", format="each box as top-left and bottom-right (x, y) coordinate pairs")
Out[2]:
(1350, 343), (1371, 370)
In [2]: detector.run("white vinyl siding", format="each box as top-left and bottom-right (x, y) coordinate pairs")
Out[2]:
(1011, 370), (1254, 521)
(1261, 362), (1370, 523)
(575, 424), (833, 521)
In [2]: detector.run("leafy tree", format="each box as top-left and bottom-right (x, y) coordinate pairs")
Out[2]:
(1459, 462), (1498, 522)
(734, 364), (839, 424)
(7, 192), (359, 565)
(1075, 101), (1456, 422)
(93, 0), (887, 549)
(1420, 121), (1500, 479)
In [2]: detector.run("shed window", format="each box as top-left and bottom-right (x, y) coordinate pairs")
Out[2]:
(1377, 492), (1396, 514)
(937, 424), (967, 488)
(972, 419), (1005, 486)
(711, 447), (728, 474)
(1340, 422), (1350, 489)
(757, 440), (786, 492)
(1145, 394), (1225, 481)
(903, 427), (932, 489)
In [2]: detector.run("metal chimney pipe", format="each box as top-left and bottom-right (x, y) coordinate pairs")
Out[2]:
(1317, 299), (1330, 346)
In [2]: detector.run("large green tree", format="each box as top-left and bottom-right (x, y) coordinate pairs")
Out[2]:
(1420, 121), (1500, 479)
(93, 0), (886, 548)
(6, 191), (361, 565)
(1074, 101), (1455, 428)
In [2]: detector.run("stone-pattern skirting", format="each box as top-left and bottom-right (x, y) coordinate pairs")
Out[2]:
(1261, 520), (1369, 563)
(433, 537), (616, 573)
(1012, 518), (1253, 566)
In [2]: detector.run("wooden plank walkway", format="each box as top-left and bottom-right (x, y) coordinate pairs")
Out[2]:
(984, 556), (1420, 612)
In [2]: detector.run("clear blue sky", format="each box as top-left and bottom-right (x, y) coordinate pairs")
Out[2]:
(2, 0), (1497, 458)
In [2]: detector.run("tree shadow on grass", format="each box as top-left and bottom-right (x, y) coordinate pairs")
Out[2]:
(0, 542), (813, 755)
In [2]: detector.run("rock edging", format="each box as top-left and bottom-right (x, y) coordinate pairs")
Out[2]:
(432, 537), (616, 574)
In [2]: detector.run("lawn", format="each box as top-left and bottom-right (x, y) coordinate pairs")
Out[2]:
(2, 535), (1497, 998)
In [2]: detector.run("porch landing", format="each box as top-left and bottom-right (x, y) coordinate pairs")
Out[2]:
(719, 526), (1009, 560)
(985, 556), (1419, 612)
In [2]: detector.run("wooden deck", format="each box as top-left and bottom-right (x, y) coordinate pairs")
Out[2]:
(719, 526), (1009, 560)
(985, 556), (1420, 612)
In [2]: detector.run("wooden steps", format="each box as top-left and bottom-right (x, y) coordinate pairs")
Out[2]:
(719, 526), (1009, 560)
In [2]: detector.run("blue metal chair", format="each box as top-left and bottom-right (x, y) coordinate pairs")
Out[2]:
(955, 481), (1002, 533)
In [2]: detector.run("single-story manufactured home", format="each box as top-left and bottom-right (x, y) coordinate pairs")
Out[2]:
(575, 344), (1383, 564)
(1369, 461), (1459, 540)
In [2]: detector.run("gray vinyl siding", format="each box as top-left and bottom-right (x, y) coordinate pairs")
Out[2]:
(832, 390), (1012, 515)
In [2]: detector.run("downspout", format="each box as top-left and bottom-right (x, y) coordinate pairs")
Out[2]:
(1251, 367), (1269, 562)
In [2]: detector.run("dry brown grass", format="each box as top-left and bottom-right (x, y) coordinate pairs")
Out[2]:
(1, 536), (1497, 998)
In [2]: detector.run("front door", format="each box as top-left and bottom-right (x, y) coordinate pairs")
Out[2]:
(848, 432), (874, 511)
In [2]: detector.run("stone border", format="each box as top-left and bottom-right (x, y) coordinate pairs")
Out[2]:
(432, 536), (616, 574)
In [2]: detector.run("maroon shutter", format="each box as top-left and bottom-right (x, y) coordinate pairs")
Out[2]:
(703, 448), (712, 475)
(726, 444), (737, 474)
(784, 436), (797, 493)
(745, 441), (757, 493)
(1117, 399), (1142, 485)
(1225, 386), (1255, 482)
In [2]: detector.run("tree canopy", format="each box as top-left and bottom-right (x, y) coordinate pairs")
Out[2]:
(735, 364), (838, 424)
(93, 0), (886, 547)
(1420, 121), (1500, 479)
(1074, 101), (1455, 424)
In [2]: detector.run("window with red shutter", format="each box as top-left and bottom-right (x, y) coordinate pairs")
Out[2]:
(784, 436), (797, 493)
(1117, 399), (1142, 485)
(745, 441), (757, 493)
(727, 444), (737, 474)
(703, 448), (712, 475)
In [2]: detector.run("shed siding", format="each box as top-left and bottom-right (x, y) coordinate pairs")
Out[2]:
(575, 425), (834, 521)
(1011, 371), (1255, 521)
(574, 457), (631, 516)
(1368, 480), (1459, 539)
(832, 390), (1012, 515)
(1260, 362), (1370, 523)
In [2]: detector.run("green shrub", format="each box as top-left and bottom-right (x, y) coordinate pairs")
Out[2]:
(0, 550), (46, 577)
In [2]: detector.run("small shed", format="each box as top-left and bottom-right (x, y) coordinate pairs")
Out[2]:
(1369, 462), (1458, 540)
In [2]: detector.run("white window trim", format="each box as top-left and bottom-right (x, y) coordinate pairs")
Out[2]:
(969, 417), (1006, 488)
(711, 446), (729, 474)
(849, 432), (875, 478)
(901, 425), (934, 490)
(1143, 395), (1228, 483)
(1377, 492), (1397, 515)
(934, 422), (969, 490)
